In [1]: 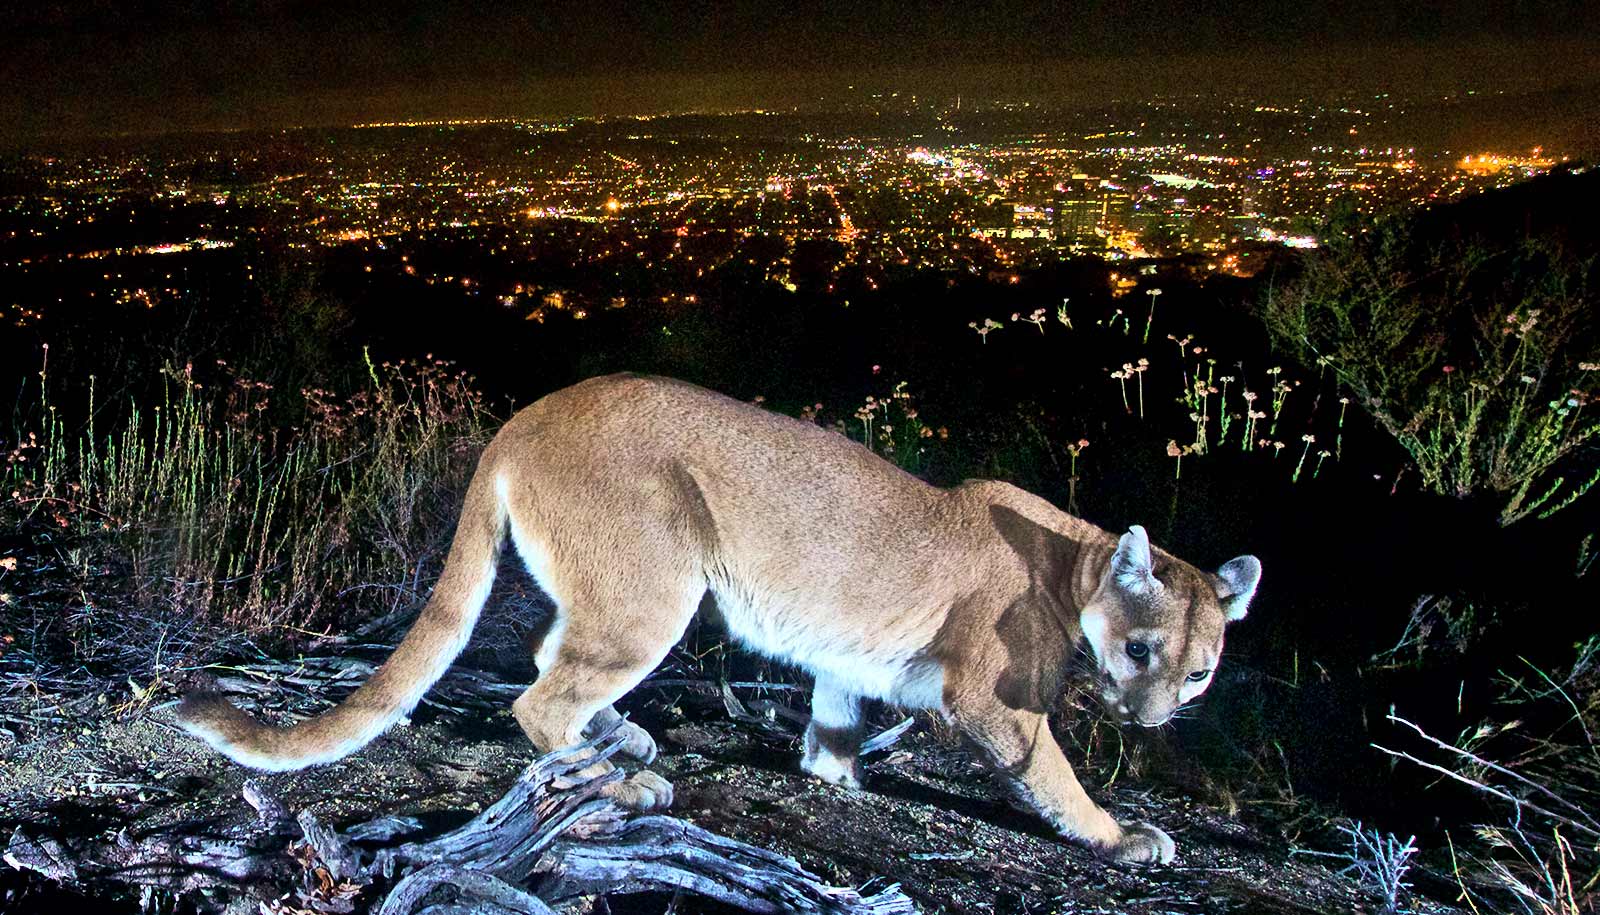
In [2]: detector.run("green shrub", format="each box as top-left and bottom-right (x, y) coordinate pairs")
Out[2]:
(1265, 227), (1600, 525)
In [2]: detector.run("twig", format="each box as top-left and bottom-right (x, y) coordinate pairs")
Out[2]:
(1517, 657), (1600, 765)
(862, 717), (917, 755)
(1383, 715), (1600, 835)
(1371, 743), (1599, 841)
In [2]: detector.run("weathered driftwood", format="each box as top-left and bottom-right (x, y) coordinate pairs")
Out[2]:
(379, 864), (557, 915)
(538, 816), (916, 914)
(5, 723), (917, 915)
(32, 817), (297, 895)
(3, 830), (79, 883)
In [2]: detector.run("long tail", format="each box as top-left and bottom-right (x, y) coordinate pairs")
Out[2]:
(176, 456), (507, 771)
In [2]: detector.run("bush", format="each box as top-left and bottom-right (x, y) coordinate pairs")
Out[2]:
(4, 349), (493, 637)
(1296, 822), (1418, 914)
(1264, 228), (1600, 524)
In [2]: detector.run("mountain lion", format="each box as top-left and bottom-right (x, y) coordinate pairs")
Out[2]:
(178, 373), (1261, 864)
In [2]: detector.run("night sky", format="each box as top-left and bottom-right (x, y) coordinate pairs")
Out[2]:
(3, 1), (1597, 142)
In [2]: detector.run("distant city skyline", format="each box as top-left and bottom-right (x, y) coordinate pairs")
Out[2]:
(1, 92), (1574, 331)
(3, 1), (1598, 145)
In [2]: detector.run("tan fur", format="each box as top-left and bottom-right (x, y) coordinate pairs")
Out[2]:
(177, 373), (1261, 864)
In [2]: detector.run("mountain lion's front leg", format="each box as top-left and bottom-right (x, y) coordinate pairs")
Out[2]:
(953, 698), (1175, 864)
(801, 674), (865, 788)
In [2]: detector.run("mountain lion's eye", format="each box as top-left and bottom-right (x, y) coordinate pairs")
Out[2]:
(1125, 641), (1150, 661)
(1186, 669), (1211, 682)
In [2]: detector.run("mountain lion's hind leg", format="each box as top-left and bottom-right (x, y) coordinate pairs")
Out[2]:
(513, 657), (674, 810)
(510, 579), (698, 811)
(801, 674), (865, 788)
(584, 704), (658, 763)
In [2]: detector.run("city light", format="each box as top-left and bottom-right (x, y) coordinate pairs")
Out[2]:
(0, 92), (1562, 314)
(1458, 149), (1558, 175)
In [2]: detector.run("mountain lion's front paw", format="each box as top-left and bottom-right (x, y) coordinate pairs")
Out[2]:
(1108, 821), (1175, 865)
(800, 745), (862, 789)
(602, 770), (674, 811)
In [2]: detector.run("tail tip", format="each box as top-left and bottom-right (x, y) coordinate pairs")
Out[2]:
(173, 690), (348, 772)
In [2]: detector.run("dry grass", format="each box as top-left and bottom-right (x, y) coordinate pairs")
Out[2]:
(4, 349), (494, 641)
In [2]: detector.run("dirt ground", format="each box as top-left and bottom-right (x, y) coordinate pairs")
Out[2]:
(0, 665), (1466, 915)
(0, 537), (1471, 914)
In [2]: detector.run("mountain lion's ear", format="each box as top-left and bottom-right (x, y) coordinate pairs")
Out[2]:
(1112, 525), (1159, 593)
(1215, 556), (1262, 622)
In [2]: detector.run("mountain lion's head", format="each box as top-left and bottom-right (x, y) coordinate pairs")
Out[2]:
(1080, 525), (1260, 727)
